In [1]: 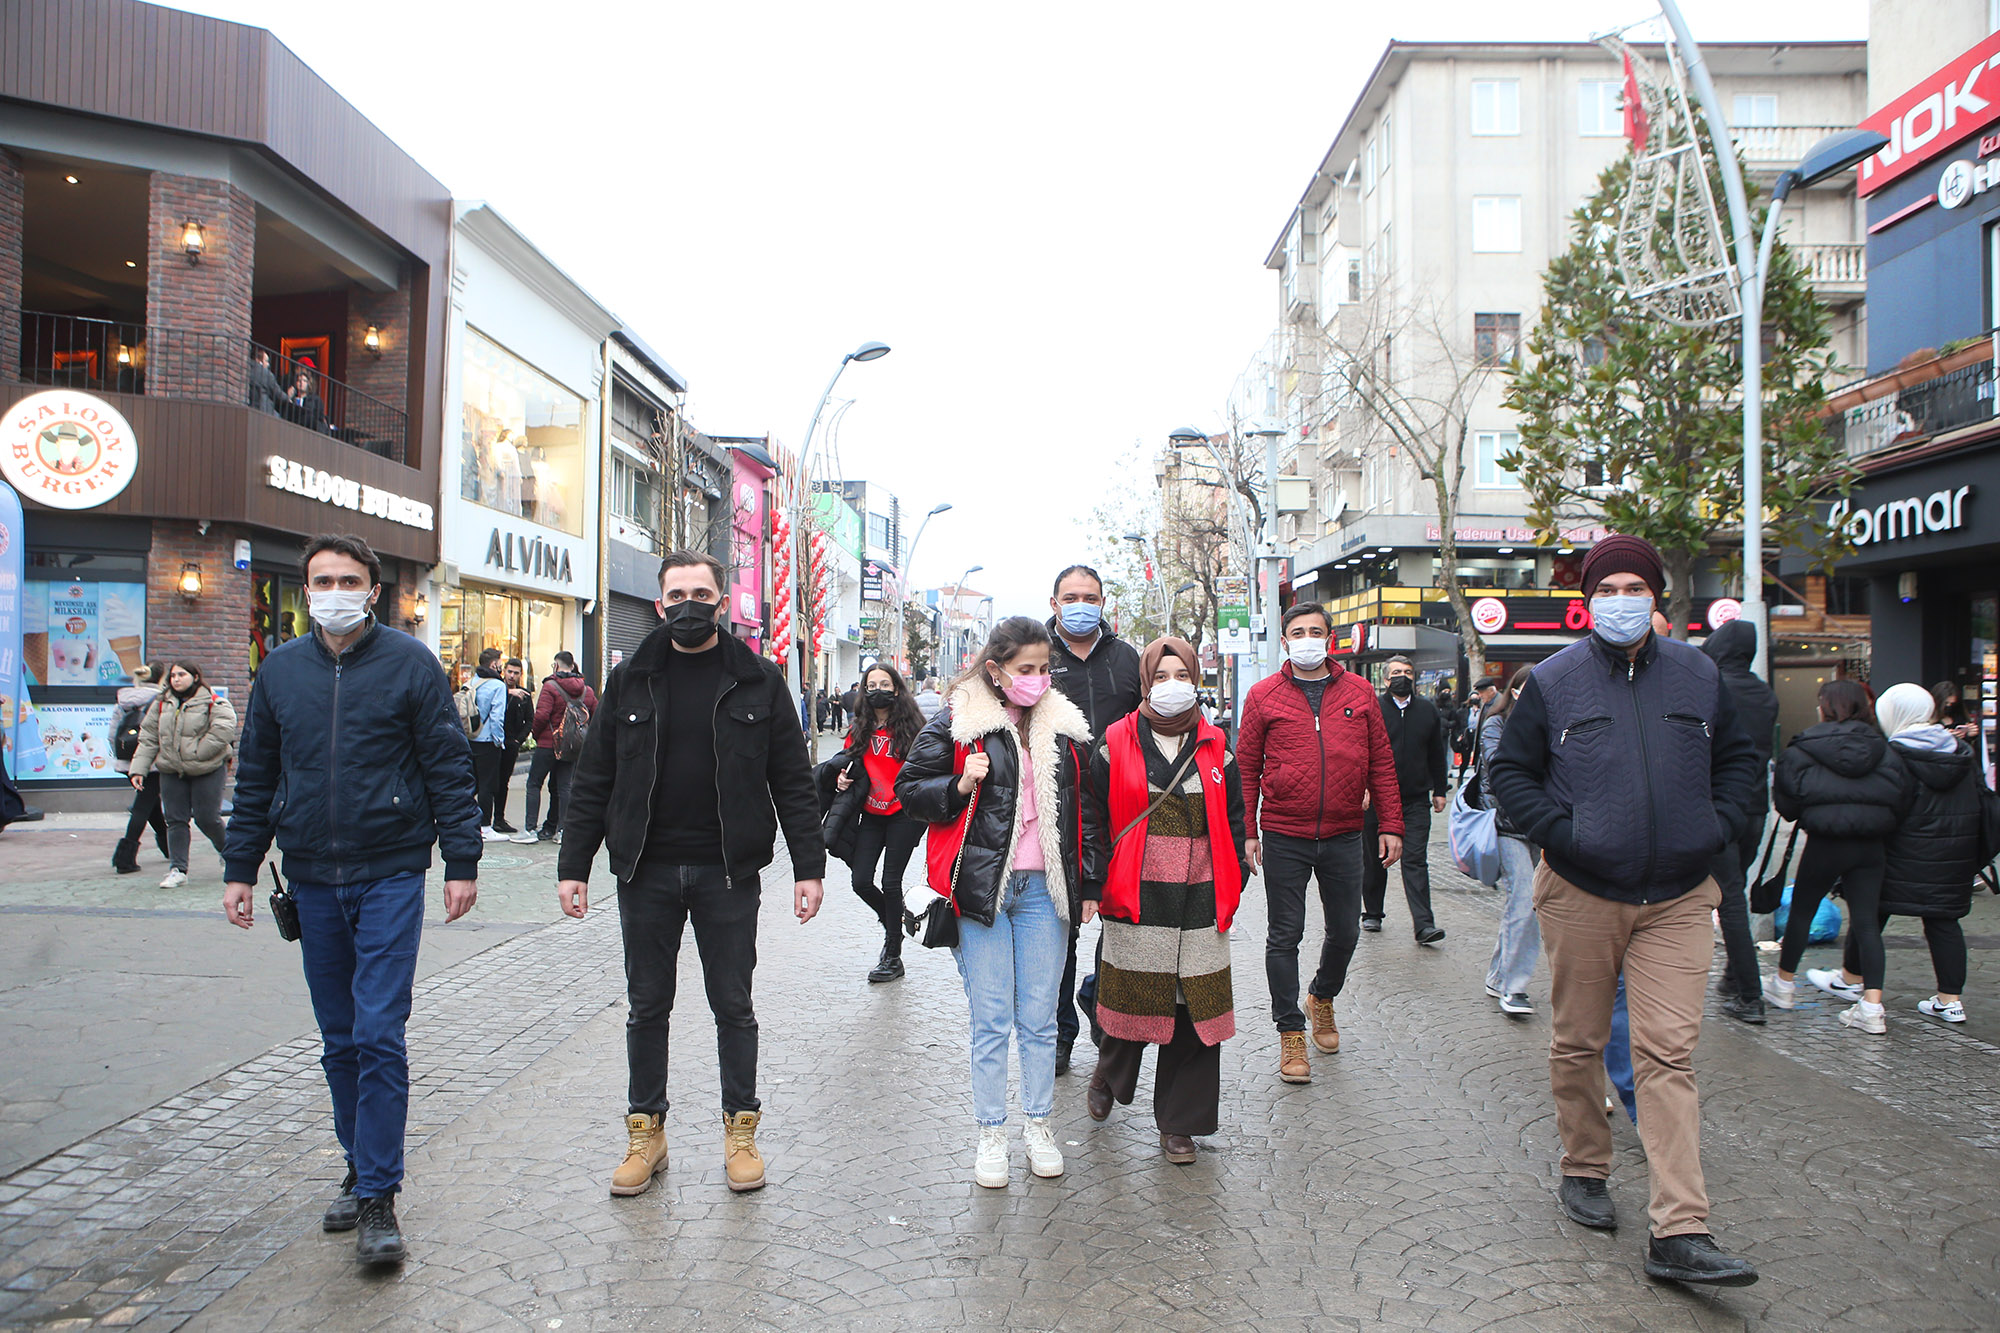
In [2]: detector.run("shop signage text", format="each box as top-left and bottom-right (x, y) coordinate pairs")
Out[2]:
(1469, 597), (1507, 633)
(265, 456), (434, 531)
(1860, 30), (2000, 197)
(1827, 486), (1973, 547)
(1, 391), (138, 511)
(1424, 523), (1609, 545)
(485, 529), (574, 583)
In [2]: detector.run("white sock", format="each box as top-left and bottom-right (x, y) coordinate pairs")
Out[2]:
(1859, 999), (1884, 1015)
(1772, 976), (1795, 991)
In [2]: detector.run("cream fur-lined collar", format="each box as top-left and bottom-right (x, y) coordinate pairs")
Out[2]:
(946, 681), (1090, 923)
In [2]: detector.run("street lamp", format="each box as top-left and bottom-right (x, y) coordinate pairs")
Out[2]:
(1656, 1), (1886, 678)
(1167, 580), (1198, 635)
(1123, 531), (1161, 622)
(951, 565), (983, 674)
(896, 501), (952, 675)
(1245, 418), (1288, 673)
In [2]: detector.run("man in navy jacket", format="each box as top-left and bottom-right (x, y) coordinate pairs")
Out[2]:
(223, 534), (481, 1268)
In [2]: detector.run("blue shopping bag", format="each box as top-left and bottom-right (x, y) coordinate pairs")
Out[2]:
(1774, 882), (1843, 944)
(1448, 783), (1501, 888)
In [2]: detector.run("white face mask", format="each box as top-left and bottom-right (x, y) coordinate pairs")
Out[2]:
(1149, 679), (1198, 716)
(1286, 637), (1329, 670)
(308, 586), (374, 635)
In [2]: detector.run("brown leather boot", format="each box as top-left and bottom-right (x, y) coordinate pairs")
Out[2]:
(610, 1113), (668, 1197)
(1306, 995), (1341, 1054)
(1279, 1031), (1312, 1084)
(723, 1111), (766, 1192)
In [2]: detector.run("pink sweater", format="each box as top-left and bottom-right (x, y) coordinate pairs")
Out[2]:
(1008, 708), (1045, 872)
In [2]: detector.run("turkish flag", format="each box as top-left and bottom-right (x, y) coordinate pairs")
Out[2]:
(1622, 52), (1649, 153)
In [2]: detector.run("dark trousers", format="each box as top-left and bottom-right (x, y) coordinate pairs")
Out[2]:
(492, 744), (521, 827)
(1712, 808), (1766, 1000)
(1262, 829), (1363, 1031)
(159, 769), (228, 872)
(1362, 798), (1435, 934)
(1847, 913), (1968, 994)
(524, 749), (573, 834)
(1058, 926), (1083, 1048)
(294, 871), (425, 1198)
(471, 740), (508, 826)
(1779, 836), (1886, 989)
(850, 810), (922, 937)
(118, 772), (168, 859)
(618, 860), (762, 1116)
(1095, 1007), (1221, 1136)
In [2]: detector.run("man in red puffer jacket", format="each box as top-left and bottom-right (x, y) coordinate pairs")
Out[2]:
(1236, 602), (1404, 1085)
(518, 651), (597, 844)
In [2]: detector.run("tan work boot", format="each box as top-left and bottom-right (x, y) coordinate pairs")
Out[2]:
(723, 1110), (766, 1192)
(1306, 995), (1341, 1054)
(610, 1113), (668, 1197)
(1279, 1030), (1312, 1084)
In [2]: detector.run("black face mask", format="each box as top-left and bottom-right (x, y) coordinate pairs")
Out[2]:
(866, 688), (896, 711)
(1388, 676), (1414, 698)
(660, 600), (718, 647)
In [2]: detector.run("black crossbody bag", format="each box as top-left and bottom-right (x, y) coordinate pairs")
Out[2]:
(1750, 824), (1798, 916)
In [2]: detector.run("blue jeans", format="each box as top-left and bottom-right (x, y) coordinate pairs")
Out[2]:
(1604, 975), (1637, 1124)
(953, 871), (1065, 1126)
(1486, 836), (1542, 996)
(294, 871), (426, 1198)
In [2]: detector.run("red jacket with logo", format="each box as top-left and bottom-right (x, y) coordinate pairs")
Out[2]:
(1237, 661), (1404, 840)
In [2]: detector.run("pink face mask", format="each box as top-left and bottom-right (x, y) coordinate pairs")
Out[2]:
(993, 670), (1051, 707)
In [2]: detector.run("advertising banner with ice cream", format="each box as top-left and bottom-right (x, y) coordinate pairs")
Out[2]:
(20, 581), (147, 688)
(0, 479), (21, 781)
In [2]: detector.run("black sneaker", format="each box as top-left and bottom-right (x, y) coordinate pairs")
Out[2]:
(1415, 925), (1446, 946)
(867, 944), (904, 984)
(322, 1167), (359, 1232)
(354, 1195), (406, 1265)
(1055, 1040), (1073, 1076)
(1719, 994), (1767, 1025)
(1559, 1175), (1617, 1230)
(491, 821), (518, 835)
(1360, 917), (1383, 933)
(1644, 1232), (1758, 1286)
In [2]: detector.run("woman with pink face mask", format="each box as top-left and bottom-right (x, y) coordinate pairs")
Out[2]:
(897, 616), (1095, 1189)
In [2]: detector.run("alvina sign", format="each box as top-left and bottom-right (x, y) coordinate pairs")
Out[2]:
(1827, 486), (1973, 547)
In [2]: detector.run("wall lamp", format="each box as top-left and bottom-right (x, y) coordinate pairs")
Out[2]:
(181, 218), (205, 264)
(412, 592), (429, 624)
(178, 562), (203, 599)
(364, 325), (382, 358)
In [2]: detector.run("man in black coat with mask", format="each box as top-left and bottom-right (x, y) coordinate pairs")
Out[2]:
(1362, 655), (1450, 942)
(1700, 618), (1780, 1023)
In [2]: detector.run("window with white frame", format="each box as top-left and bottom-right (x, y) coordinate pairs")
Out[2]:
(1579, 80), (1622, 136)
(1380, 223), (1393, 284)
(1475, 430), (1521, 488)
(1380, 114), (1392, 169)
(1472, 80), (1520, 135)
(1471, 196), (1522, 252)
(1731, 93), (1777, 126)
(1363, 136), (1378, 193)
(1474, 312), (1521, 367)
(1347, 257), (1362, 302)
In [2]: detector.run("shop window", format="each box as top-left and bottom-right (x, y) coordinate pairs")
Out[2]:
(250, 572), (308, 679)
(1472, 80), (1520, 136)
(1579, 80), (1622, 136)
(10, 558), (151, 784)
(438, 584), (569, 686)
(1824, 576), (1871, 617)
(461, 329), (586, 536)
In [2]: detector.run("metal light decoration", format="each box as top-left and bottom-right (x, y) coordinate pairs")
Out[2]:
(181, 218), (205, 265)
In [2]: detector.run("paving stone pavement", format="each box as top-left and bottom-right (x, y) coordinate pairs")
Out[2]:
(2, 818), (1998, 1330)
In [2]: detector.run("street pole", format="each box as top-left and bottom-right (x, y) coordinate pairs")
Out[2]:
(897, 502), (951, 676)
(1249, 421), (1287, 675)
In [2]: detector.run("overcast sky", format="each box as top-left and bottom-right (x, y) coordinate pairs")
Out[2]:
(166, 0), (1867, 616)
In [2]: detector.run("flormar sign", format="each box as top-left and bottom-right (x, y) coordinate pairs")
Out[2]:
(1, 391), (138, 510)
(265, 455), (434, 531)
(1859, 29), (2000, 198)
(1828, 486), (1973, 547)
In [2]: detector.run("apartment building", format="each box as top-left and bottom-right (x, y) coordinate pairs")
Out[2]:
(1255, 39), (1869, 684)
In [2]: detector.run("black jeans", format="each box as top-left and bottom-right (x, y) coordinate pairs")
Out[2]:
(492, 744), (522, 827)
(617, 860), (762, 1116)
(1362, 798), (1435, 935)
(1779, 835), (1886, 989)
(850, 810), (922, 937)
(1095, 1007), (1220, 1136)
(120, 772), (168, 851)
(1262, 829), (1363, 1031)
(1058, 926), (1083, 1048)
(524, 749), (573, 834)
(471, 741), (509, 827)
(1847, 913), (1968, 994)
(1712, 808), (1767, 1000)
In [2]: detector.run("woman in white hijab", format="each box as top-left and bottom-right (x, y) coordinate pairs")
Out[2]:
(1808, 683), (1987, 1024)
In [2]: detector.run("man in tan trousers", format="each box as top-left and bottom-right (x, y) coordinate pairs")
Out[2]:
(1487, 535), (1763, 1287)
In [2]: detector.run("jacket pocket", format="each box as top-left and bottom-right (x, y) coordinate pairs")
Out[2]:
(724, 699), (769, 754)
(617, 705), (655, 760)
(1557, 715), (1615, 746)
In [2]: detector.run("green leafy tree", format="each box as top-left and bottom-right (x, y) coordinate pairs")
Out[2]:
(1502, 157), (1856, 635)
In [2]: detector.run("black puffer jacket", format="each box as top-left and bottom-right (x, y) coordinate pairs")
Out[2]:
(896, 681), (1094, 927)
(1773, 720), (1912, 839)
(814, 752), (867, 864)
(1881, 740), (1985, 917)
(1700, 621), (1779, 766)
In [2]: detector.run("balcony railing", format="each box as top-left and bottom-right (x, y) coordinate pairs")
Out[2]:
(1801, 242), (1865, 288)
(1731, 124), (1848, 171)
(1827, 338), (1999, 461)
(10, 309), (407, 462)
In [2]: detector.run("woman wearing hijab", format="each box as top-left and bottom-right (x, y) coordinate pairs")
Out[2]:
(1080, 636), (1247, 1164)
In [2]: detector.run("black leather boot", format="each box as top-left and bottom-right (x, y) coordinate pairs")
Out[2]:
(111, 838), (141, 874)
(354, 1195), (406, 1265)
(322, 1167), (359, 1232)
(867, 933), (904, 983)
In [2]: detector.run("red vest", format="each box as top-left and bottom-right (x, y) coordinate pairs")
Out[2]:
(1101, 714), (1242, 931)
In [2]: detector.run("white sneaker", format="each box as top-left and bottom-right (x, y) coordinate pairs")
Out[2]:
(1839, 1001), (1887, 1035)
(1762, 975), (1797, 1010)
(1918, 997), (1967, 1024)
(974, 1125), (1009, 1188)
(158, 868), (187, 889)
(1805, 968), (1862, 1001)
(481, 826), (510, 842)
(508, 830), (540, 844)
(1023, 1117), (1064, 1179)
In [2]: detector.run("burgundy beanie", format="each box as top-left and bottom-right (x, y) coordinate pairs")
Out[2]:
(1579, 534), (1666, 602)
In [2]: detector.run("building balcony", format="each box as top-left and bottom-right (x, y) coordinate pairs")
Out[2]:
(1824, 336), (1998, 464)
(1800, 243), (1865, 300)
(1731, 125), (1853, 181)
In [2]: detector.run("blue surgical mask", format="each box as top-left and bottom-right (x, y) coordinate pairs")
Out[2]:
(1058, 602), (1102, 635)
(1591, 594), (1654, 647)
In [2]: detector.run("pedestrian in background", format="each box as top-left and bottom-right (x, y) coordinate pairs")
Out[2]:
(1488, 533), (1762, 1286)
(916, 676), (945, 722)
(1479, 665), (1540, 1016)
(490, 657), (533, 836)
(222, 533), (482, 1266)
(110, 660), (170, 875)
(1362, 654), (1449, 944)
(557, 551), (825, 1200)
(1080, 636), (1245, 1165)
(1236, 601), (1403, 1084)
(246, 348), (283, 415)
(468, 647), (510, 840)
(129, 661), (237, 889)
(1699, 619), (1780, 1025)
(517, 650), (595, 844)
(1931, 680), (1978, 742)
(898, 616), (1091, 1189)
(831, 662), (927, 983)
(1454, 677), (1498, 788)
(1767, 680), (1913, 1033)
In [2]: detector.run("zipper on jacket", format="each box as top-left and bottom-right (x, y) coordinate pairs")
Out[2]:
(1664, 712), (1712, 738)
(1315, 698), (1327, 840)
(711, 673), (738, 882)
(329, 654), (344, 872)
(1626, 657), (1658, 889)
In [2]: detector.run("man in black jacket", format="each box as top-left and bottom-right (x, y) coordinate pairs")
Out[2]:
(1362, 654), (1450, 942)
(556, 550), (825, 1201)
(223, 533), (482, 1267)
(1488, 535), (1761, 1288)
(1045, 563), (1143, 1071)
(1700, 618), (1780, 1024)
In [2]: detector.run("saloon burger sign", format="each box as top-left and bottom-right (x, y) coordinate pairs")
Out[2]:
(1, 391), (139, 510)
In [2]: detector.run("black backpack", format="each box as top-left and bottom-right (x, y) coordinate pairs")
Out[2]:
(554, 694), (591, 761)
(112, 702), (147, 763)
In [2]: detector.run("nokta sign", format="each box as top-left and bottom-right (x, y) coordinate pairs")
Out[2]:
(1827, 486), (1973, 547)
(1860, 29), (2000, 198)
